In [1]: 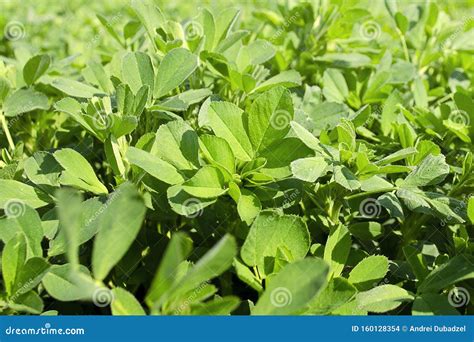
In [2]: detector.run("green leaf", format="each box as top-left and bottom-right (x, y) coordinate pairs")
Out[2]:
(24, 152), (61, 191)
(170, 234), (237, 300)
(131, 0), (166, 41)
(468, 196), (474, 224)
(314, 53), (371, 68)
(151, 120), (199, 170)
(241, 211), (310, 277)
(253, 258), (329, 315)
(233, 257), (263, 293)
(236, 188), (262, 225)
(3, 89), (49, 117)
(54, 148), (108, 195)
(191, 296), (240, 315)
(291, 157), (328, 182)
(23, 54), (51, 86)
(412, 294), (460, 315)
(378, 192), (404, 220)
(310, 102), (348, 134)
(122, 52), (154, 95)
(0, 180), (50, 210)
(167, 185), (217, 217)
(9, 291), (44, 314)
(323, 69), (348, 102)
(51, 189), (83, 266)
(199, 134), (235, 174)
(42, 264), (92, 301)
(92, 183), (147, 281)
(181, 166), (227, 198)
(247, 86), (294, 152)
(126, 147), (184, 185)
(13, 257), (50, 296)
(146, 233), (193, 306)
(333, 165), (360, 190)
(111, 288), (146, 315)
(380, 90), (402, 135)
(306, 277), (356, 314)
(206, 101), (253, 161)
(401, 154), (449, 188)
(46, 77), (103, 98)
(348, 255), (389, 290)
(252, 70), (301, 93)
(2, 233), (27, 296)
(0, 205), (43, 259)
(154, 48), (198, 98)
(323, 224), (351, 277)
(348, 221), (383, 241)
(418, 255), (474, 293)
(356, 285), (414, 313)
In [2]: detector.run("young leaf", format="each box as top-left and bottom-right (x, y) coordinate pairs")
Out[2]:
(0, 180), (50, 210)
(348, 255), (389, 290)
(111, 288), (146, 315)
(154, 48), (198, 98)
(247, 86), (294, 152)
(122, 52), (154, 95)
(0, 205), (43, 259)
(401, 154), (450, 188)
(42, 264), (92, 301)
(126, 147), (185, 185)
(181, 166), (227, 198)
(323, 224), (351, 277)
(306, 277), (356, 314)
(23, 54), (51, 86)
(206, 101), (253, 161)
(253, 258), (329, 315)
(241, 211), (310, 277)
(2, 233), (27, 296)
(356, 285), (414, 313)
(3, 89), (49, 117)
(151, 120), (200, 170)
(418, 255), (474, 293)
(54, 148), (108, 195)
(291, 157), (328, 182)
(146, 233), (193, 306)
(92, 183), (147, 281)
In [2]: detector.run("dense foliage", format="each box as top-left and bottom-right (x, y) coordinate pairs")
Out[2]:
(0, 0), (473, 316)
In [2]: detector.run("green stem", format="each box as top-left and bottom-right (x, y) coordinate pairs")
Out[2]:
(0, 110), (15, 151)
(396, 28), (410, 62)
(344, 187), (398, 201)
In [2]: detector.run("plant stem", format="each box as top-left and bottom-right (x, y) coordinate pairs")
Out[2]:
(0, 110), (15, 151)
(344, 187), (398, 201)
